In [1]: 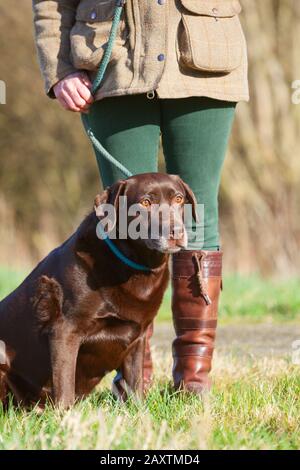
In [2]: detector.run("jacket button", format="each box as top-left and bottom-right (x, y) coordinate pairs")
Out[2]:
(90, 10), (97, 20)
(158, 0), (165, 4)
(157, 54), (165, 61)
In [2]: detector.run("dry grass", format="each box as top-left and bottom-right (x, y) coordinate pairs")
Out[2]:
(1, 349), (299, 450)
(1, 266), (299, 449)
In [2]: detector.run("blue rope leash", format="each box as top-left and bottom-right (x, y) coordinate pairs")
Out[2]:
(82, 0), (150, 272)
(81, 0), (132, 179)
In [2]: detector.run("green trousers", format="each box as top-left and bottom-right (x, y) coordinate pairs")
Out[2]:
(87, 94), (236, 250)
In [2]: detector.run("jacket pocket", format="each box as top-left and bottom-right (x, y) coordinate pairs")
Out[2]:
(70, 0), (129, 71)
(177, 0), (245, 73)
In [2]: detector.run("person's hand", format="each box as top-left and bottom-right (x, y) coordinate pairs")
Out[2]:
(53, 72), (94, 113)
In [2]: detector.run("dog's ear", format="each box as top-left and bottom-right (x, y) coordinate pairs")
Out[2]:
(94, 189), (109, 218)
(94, 180), (127, 220)
(107, 179), (127, 215)
(170, 175), (199, 223)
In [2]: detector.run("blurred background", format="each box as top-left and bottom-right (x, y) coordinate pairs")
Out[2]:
(0, 0), (300, 276)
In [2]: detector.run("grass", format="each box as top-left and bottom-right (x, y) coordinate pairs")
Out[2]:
(0, 265), (300, 450)
(0, 266), (28, 301)
(1, 265), (300, 325)
(0, 352), (299, 450)
(159, 274), (300, 324)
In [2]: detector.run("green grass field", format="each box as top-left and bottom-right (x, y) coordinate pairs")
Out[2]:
(1, 355), (299, 450)
(1, 266), (300, 450)
(1, 266), (300, 324)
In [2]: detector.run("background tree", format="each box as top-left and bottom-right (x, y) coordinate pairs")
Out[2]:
(0, 0), (299, 275)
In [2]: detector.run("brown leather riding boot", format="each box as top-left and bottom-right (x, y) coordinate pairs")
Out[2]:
(112, 322), (154, 400)
(171, 250), (222, 394)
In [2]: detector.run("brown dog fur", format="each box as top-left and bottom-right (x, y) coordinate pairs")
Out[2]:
(0, 173), (197, 408)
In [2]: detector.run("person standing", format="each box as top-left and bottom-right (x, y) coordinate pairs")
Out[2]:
(32, 0), (249, 395)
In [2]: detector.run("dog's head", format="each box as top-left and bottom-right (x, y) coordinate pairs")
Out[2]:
(94, 173), (198, 254)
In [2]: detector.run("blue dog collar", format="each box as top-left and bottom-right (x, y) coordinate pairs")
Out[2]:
(96, 222), (151, 272)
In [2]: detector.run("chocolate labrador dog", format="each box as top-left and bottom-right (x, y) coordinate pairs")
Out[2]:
(0, 173), (197, 408)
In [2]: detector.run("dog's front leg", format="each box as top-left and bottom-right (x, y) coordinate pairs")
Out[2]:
(49, 322), (80, 409)
(113, 337), (144, 402)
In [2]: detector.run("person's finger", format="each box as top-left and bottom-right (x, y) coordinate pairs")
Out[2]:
(57, 94), (78, 113)
(79, 74), (93, 89)
(58, 95), (71, 110)
(76, 81), (94, 104)
(69, 87), (88, 109)
(62, 81), (89, 109)
(60, 90), (82, 112)
(55, 88), (70, 109)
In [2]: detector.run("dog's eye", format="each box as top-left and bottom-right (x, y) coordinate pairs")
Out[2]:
(141, 198), (151, 208)
(174, 195), (184, 204)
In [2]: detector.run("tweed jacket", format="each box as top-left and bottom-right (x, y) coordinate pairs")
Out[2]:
(32, 0), (249, 102)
